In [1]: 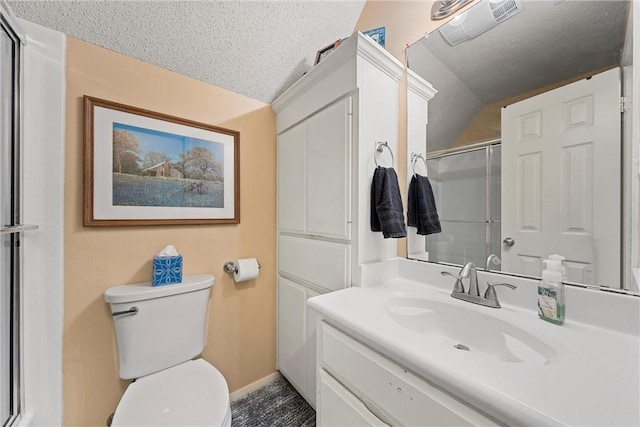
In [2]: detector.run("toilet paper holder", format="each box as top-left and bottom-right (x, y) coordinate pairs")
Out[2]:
(223, 259), (261, 274)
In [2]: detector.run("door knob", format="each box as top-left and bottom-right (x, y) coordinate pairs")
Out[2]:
(503, 237), (515, 247)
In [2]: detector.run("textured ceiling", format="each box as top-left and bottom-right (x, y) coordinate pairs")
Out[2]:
(420, 0), (628, 104)
(9, 0), (367, 103)
(408, 0), (629, 151)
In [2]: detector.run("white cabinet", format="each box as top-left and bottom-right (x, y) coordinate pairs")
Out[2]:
(276, 277), (306, 386)
(277, 97), (352, 240)
(306, 98), (352, 240)
(277, 123), (306, 233)
(279, 235), (351, 292)
(274, 32), (403, 409)
(305, 288), (321, 403)
(276, 277), (321, 404)
(317, 322), (500, 427)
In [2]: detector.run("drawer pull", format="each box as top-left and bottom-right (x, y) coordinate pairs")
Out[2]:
(363, 400), (393, 426)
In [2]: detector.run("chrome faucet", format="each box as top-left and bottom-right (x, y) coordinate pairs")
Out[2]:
(460, 262), (480, 297)
(441, 262), (517, 308)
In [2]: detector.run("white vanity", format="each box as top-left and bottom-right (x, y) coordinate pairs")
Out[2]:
(309, 259), (640, 426)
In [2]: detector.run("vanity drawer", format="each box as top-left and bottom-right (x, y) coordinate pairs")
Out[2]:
(320, 322), (498, 427)
(318, 369), (389, 427)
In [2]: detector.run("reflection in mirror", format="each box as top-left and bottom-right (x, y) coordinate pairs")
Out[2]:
(407, 0), (638, 292)
(425, 142), (501, 269)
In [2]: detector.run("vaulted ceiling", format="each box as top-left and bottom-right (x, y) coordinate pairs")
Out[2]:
(407, 0), (629, 151)
(9, 1), (367, 103)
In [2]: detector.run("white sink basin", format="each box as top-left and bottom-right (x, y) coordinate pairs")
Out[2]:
(387, 294), (557, 364)
(308, 277), (640, 426)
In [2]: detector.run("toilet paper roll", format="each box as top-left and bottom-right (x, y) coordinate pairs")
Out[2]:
(233, 258), (260, 282)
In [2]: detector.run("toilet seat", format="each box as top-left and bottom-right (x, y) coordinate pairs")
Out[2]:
(112, 359), (231, 426)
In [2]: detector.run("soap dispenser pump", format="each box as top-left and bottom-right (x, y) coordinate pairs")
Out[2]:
(548, 254), (567, 281)
(538, 259), (565, 325)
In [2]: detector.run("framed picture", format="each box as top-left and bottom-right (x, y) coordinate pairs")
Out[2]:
(363, 27), (386, 49)
(314, 39), (342, 66)
(83, 96), (240, 226)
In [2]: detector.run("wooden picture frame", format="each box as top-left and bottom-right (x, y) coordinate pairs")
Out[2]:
(83, 96), (240, 226)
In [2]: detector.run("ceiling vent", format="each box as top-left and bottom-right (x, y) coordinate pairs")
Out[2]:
(439, 0), (524, 46)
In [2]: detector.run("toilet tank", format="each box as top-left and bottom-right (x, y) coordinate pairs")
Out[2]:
(104, 274), (214, 379)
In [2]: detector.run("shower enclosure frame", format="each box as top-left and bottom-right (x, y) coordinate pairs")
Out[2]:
(424, 139), (501, 270)
(0, 9), (23, 426)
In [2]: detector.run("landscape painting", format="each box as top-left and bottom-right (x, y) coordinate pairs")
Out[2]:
(84, 96), (240, 226)
(112, 122), (225, 208)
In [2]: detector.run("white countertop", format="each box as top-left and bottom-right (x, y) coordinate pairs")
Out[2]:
(308, 279), (640, 426)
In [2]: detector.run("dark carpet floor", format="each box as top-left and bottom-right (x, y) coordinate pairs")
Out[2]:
(230, 376), (316, 427)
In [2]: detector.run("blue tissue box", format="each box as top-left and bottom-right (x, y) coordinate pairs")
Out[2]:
(152, 255), (183, 286)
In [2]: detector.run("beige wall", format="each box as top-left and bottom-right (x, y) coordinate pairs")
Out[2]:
(355, 1), (435, 62)
(65, 37), (276, 426)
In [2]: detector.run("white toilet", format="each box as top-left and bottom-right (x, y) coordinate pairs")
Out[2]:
(104, 274), (231, 426)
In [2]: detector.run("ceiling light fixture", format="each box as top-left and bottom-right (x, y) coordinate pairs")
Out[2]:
(431, 0), (475, 20)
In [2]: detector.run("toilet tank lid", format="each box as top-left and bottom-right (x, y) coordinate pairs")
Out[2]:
(104, 274), (214, 304)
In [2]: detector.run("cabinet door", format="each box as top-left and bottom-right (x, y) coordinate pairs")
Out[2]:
(305, 288), (321, 408)
(277, 277), (307, 392)
(279, 235), (351, 292)
(278, 123), (306, 233)
(306, 97), (352, 240)
(318, 370), (389, 427)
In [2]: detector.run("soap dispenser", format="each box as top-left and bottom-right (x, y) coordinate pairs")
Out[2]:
(538, 259), (565, 325)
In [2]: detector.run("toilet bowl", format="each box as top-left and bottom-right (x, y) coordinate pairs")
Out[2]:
(105, 274), (230, 426)
(112, 359), (231, 427)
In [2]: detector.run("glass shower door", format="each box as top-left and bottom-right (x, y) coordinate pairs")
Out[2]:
(426, 148), (488, 267)
(425, 144), (502, 269)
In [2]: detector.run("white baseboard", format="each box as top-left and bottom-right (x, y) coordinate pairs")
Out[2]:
(229, 372), (281, 401)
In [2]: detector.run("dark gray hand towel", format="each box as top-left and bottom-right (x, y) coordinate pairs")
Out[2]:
(371, 166), (407, 238)
(408, 174), (441, 235)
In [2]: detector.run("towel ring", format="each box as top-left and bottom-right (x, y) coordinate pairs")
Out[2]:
(374, 141), (394, 167)
(411, 152), (428, 176)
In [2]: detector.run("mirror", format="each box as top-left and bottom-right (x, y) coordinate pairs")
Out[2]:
(406, 0), (638, 292)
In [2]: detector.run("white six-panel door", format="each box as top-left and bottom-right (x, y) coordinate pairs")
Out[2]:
(501, 68), (621, 286)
